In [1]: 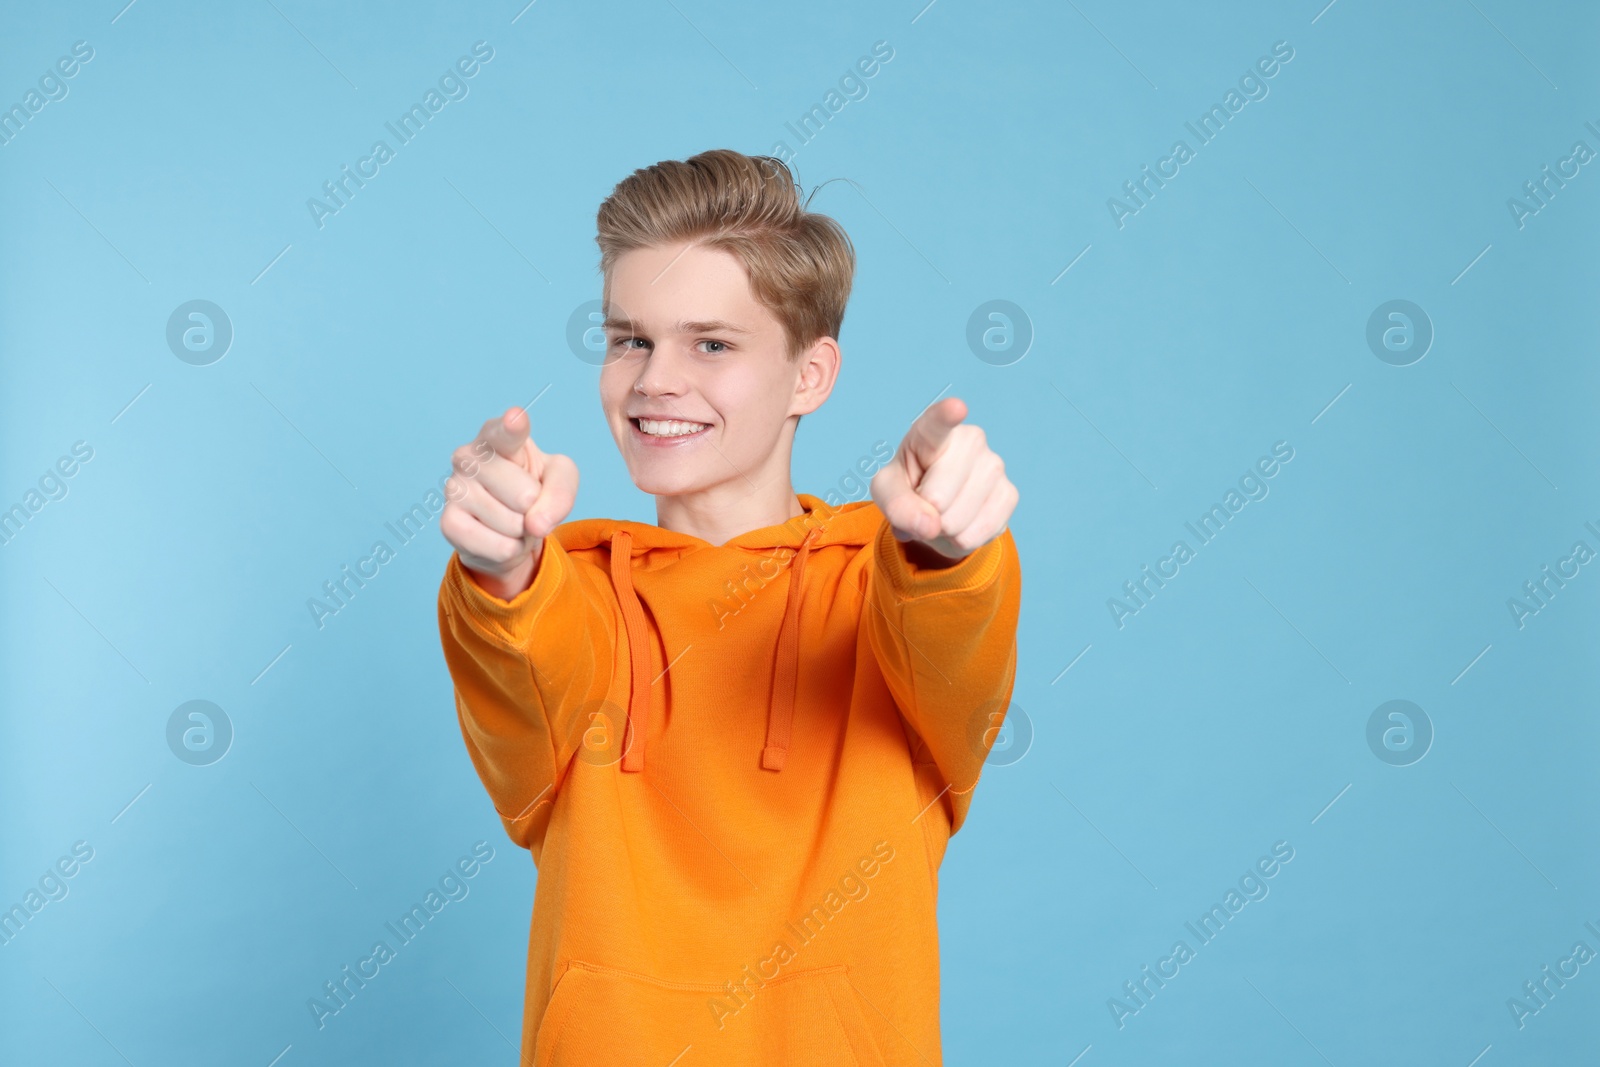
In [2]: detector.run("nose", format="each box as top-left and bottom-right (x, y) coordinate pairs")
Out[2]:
(631, 345), (688, 398)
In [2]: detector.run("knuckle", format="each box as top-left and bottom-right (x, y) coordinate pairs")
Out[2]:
(439, 507), (467, 542)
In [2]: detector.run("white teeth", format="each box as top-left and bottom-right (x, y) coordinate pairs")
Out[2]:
(636, 419), (707, 437)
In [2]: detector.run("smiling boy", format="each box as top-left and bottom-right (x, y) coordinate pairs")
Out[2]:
(436, 149), (1021, 1065)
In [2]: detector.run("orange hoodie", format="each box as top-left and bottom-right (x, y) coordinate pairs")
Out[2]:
(436, 492), (1022, 1065)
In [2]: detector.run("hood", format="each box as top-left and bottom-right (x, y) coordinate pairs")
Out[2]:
(551, 494), (884, 774)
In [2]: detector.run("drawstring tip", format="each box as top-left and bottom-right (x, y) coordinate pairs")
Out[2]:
(620, 718), (643, 773)
(760, 745), (787, 771)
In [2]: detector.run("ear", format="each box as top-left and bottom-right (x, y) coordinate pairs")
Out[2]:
(790, 336), (840, 417)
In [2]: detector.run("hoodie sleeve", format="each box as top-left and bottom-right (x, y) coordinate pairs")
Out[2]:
(864, 520), (1022, 835)
(436, 541), (620, 851)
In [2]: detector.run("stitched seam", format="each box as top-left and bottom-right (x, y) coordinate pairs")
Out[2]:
(514, 555), (570, 654)
(821, 966), (865, 1066)
(494, 792), (554, 823)
(537, 960), (581, 1067)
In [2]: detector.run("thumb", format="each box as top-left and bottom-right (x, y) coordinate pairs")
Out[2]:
(871, 453), (941, 542)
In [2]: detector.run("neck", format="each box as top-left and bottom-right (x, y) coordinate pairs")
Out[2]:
(656, 480), (806, 547)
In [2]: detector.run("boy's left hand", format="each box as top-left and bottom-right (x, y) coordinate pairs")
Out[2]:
(870, 397), (1019, 565)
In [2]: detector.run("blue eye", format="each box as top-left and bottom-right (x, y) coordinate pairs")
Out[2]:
(698, 340), (728, 354)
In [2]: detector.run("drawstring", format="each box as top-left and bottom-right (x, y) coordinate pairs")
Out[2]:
(762, 527), (820, 771)
(607, 525), (821, 774)
(610, 531), (652, 773)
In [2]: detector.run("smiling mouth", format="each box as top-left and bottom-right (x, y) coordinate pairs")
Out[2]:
(630, 417), (710, 440)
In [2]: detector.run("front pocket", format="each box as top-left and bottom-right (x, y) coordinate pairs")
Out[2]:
(533, 959), (887, 1067)
(759, 966), (888, 1066)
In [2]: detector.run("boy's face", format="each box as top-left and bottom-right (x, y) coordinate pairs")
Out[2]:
(598, 242), (831, 499)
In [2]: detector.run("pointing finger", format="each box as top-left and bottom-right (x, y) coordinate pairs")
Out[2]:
(904, 396), (968, 470)
(480, 406), (536, 465)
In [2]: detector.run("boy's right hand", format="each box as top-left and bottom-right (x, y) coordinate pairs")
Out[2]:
(441, 406), (579, 601)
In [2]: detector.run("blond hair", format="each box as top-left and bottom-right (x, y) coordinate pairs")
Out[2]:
(595, 149), (855, 360)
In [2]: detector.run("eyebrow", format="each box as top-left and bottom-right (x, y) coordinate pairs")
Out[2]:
(601, 317), (753, 335)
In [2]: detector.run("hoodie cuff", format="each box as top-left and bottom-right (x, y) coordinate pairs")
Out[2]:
(872, 519), (1007, 600)
(441, 540), (563, 640)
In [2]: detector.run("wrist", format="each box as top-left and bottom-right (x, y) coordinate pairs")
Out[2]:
(464, 550), (538, 602)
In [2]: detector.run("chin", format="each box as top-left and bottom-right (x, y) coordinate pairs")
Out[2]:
(622, 458), (705, 498)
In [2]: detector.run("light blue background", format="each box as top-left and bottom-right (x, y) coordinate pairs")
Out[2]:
(3, 0), (1597, 1063)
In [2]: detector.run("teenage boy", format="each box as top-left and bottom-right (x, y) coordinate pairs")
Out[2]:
(437, 149), (1021, 1065)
